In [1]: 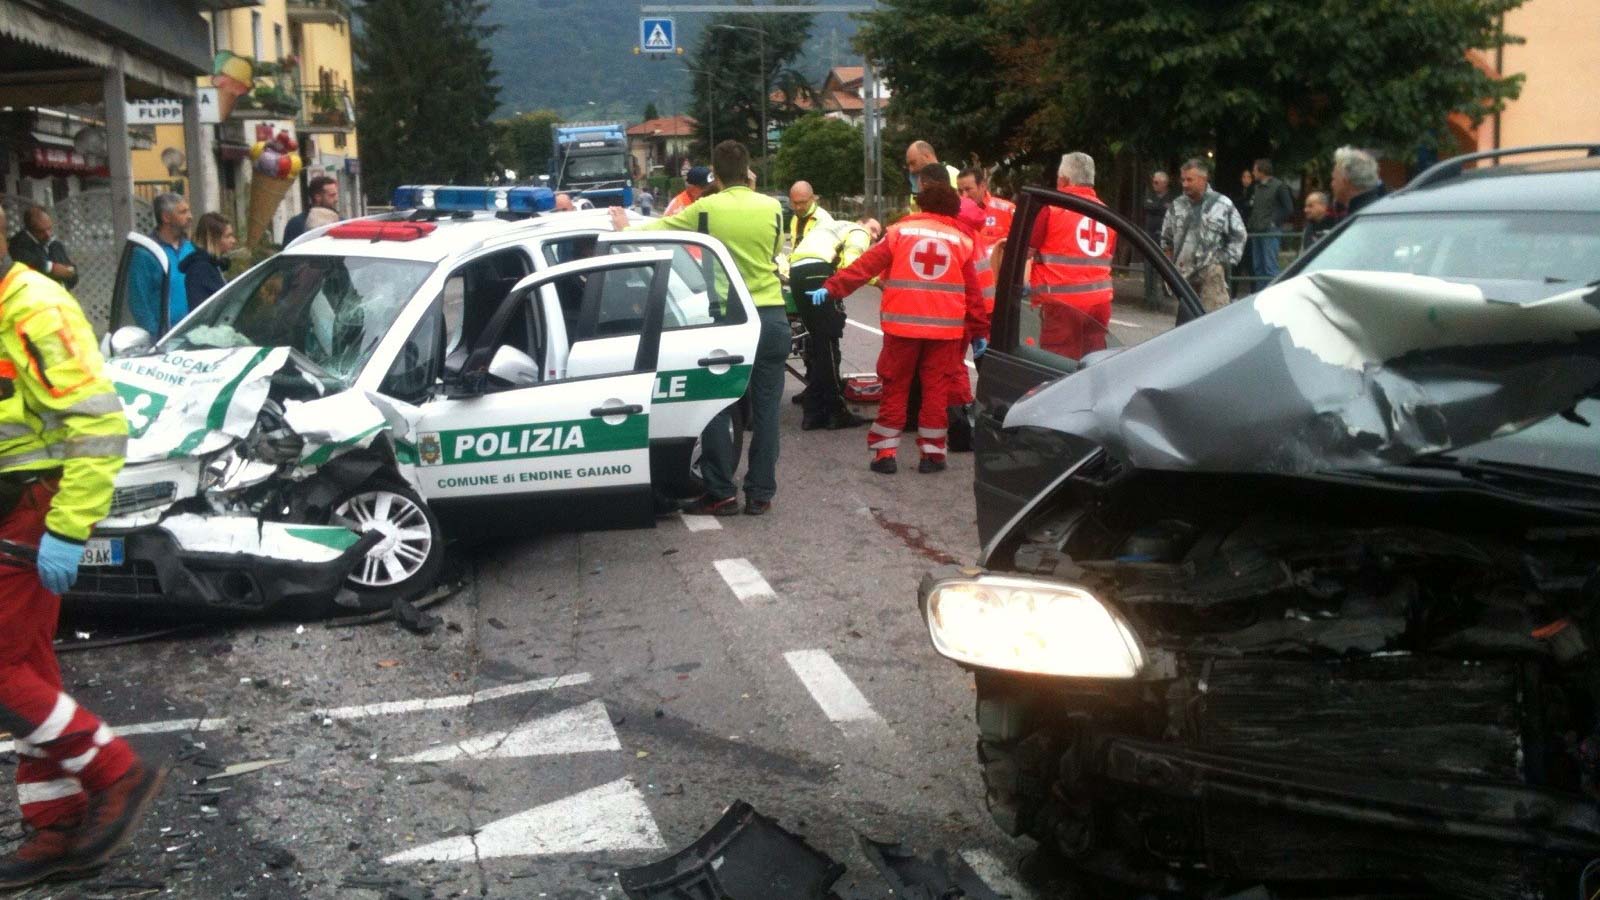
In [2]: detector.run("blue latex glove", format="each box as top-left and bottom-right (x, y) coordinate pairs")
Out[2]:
(36, 534), (84, 596)
(806, 287), (830, 307)
(971, 336), (989, 359)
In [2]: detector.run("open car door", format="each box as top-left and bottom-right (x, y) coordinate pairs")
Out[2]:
(974, 187), (1204, 543)
(107, 232), (170, 341)
(592, 231), (761, 495)
(410, 250), (673, 537)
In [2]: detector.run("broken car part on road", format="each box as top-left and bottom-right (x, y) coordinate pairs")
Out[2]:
(942, 267), (1600, 898)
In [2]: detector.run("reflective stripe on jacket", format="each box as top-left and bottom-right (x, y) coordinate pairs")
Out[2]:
(879, 216), (977, 340)
(0, 262), (127, 541)
(1030, 185), (1116, 312)
(789, 219), (870, 270)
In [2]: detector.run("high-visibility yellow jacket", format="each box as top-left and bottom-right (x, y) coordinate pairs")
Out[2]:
(789, 219), (871, 270)
(0, 261), (127, 542)
(787, 204), (834, 252)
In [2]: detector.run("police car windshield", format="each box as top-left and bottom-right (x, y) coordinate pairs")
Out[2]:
(160, 254), (433, 386)
(1298, 211), (1600, 287)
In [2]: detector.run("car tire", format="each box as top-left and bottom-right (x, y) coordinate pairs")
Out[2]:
(328, 480), (445, 613)
(687, 398), (748, 495)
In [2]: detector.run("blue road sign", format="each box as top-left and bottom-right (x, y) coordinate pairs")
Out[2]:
(640, 17), (676, 53)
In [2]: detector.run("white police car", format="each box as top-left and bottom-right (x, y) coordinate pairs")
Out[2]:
(83, 186), (759, 615)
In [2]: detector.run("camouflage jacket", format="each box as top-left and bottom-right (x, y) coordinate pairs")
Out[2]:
(1160, 188), (1247, 277)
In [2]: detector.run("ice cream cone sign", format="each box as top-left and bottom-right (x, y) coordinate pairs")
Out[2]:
(212, 51), (255, 121)
(245, 128), (304, 244)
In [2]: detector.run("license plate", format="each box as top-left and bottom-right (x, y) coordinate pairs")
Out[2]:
(82, 538), (124, 567)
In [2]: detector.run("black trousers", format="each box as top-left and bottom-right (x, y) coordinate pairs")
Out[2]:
(789, 260), (846, 423)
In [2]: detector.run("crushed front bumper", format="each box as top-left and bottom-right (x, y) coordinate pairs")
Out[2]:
(66, 514), (378, 615)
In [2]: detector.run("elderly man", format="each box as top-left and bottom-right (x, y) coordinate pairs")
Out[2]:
(128, 193), (194, 336)
(1330, 146), (1387, 218)
(8, 207), (77, 291)
(786, 180), (833, 251)
(1142, 171), (1174, 241)
(1161, 158), (1248, 313)
(1027, 152), (1118, 360)
(552, 192), (576, 212)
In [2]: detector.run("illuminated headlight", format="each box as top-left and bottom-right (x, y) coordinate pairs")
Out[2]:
(922, 574), (1144, 678)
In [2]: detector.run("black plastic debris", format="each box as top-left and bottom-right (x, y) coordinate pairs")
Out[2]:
(858, 837), (1005, 900)
(618, 801), (844, 899)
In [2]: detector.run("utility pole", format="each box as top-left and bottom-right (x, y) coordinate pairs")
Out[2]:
(644, 4), (878, 198)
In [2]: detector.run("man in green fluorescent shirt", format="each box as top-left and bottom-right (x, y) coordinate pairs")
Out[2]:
(608, 140), (788, 518)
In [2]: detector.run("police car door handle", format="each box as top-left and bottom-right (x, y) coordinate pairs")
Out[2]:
(591, 403), (643, 417)
(697, 354), (744, 367)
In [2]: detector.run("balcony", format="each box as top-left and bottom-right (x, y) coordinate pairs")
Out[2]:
(299, 87), (357, 133)
(286, 0), (350, 25)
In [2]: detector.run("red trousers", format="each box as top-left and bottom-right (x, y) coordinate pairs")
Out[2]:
(1037, 300), (1111, 360)
(0, 481), (135, 828)
(870, 334), (964, 461)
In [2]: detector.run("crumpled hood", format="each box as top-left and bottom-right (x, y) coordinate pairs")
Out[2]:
(1004, 271), (1600, 474)
(108, 347), (397, 466)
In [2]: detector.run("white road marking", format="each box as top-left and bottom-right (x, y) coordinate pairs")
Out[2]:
(390, 700), (620, 763)
(314, 673), (593, 722)
(680, 513), (723, 532)
(1109, 317), (1142, 328)
(0, 717), (227, 756)
(713, 558), (775, 605)
(960, 848), (1036, 899)
(848, 318), (977, 369)
(783, 649), (882, 725)
(384, 777), (665, 863)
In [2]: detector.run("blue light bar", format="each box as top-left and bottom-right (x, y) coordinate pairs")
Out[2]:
(391, 184), (554, 214)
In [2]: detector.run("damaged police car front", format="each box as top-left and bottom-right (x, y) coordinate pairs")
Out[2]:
(77, 197), (761, 616)
(927, 171), (1600, 898)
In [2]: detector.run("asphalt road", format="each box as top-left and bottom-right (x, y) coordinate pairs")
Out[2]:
(13, 290), (1174, 899)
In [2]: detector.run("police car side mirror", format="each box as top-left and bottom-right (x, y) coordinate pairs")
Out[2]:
(103, 326), (153, 359)
(487, 346), (539, 387)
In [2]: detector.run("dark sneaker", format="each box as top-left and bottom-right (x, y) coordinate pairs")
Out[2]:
(71, 764), (168, 869)
(800, 417), (828, 431)
(870, 455), (898, 475)
(826, 412), (869, 430)
(0, 823), (86, 889)
(918, 457), (948, 474)
(743, 498), (772, 516)
(683, 494), (741, 517)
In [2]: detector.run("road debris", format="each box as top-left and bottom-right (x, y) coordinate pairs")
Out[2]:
(199, 757), (290, 783)
(618, 801), (842, 899)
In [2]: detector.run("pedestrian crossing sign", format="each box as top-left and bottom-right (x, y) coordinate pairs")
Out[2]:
(641, 17), (675, 53)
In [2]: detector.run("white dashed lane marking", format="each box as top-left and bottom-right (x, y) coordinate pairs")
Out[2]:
(713, 557), (776, 605)
(783, 649), (882, 726)
(680, 513), (723, 532)
(313, 673), (593, 721)
(384, 777), (665, 863)
(389, 699), (620, 763)
(961, 848), (1037, 899)
(1109, 317), (1142, 328)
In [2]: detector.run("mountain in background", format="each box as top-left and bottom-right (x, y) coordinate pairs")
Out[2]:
(484, 0), (863, 121)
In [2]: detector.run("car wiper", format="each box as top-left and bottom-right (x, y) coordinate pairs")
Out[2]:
(1325, 460), (1600, 514)
(1395, 456), (1600, 502)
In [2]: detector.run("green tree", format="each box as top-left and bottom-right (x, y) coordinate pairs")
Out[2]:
(685, 12), (815, 160)
(642, 101), (660, 121)
(773, 114), (862, 198)
(494, 110), (561, 181)
(858, 0), (1525, 174)
(354, 0), (502, 201)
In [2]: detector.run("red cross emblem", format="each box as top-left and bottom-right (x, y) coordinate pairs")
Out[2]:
(1075, 217), (1109, 257)
(909, 238), (951, 280)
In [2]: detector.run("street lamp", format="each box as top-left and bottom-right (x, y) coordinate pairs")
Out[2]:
(710, 22), (768, 187)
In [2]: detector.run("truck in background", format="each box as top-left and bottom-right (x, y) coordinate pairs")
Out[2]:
(549, 122), (635, 209)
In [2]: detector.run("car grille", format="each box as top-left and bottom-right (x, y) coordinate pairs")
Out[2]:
(67, 560), (164, 602)
(109, 482), (177, 516)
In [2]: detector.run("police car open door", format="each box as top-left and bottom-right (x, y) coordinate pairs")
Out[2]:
(411, 250), (673, 536)
(591, 232), (760, 495)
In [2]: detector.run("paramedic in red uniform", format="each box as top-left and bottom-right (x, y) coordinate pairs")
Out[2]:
(809, 177), (988, 474)
(0, 208), (166, 889)
(1030, 152), (1117, 359)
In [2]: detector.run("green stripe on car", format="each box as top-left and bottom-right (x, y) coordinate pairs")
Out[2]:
(652, 365), (751, 404)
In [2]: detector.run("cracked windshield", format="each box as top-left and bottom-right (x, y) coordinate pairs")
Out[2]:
(2, 1), (1598, 898)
